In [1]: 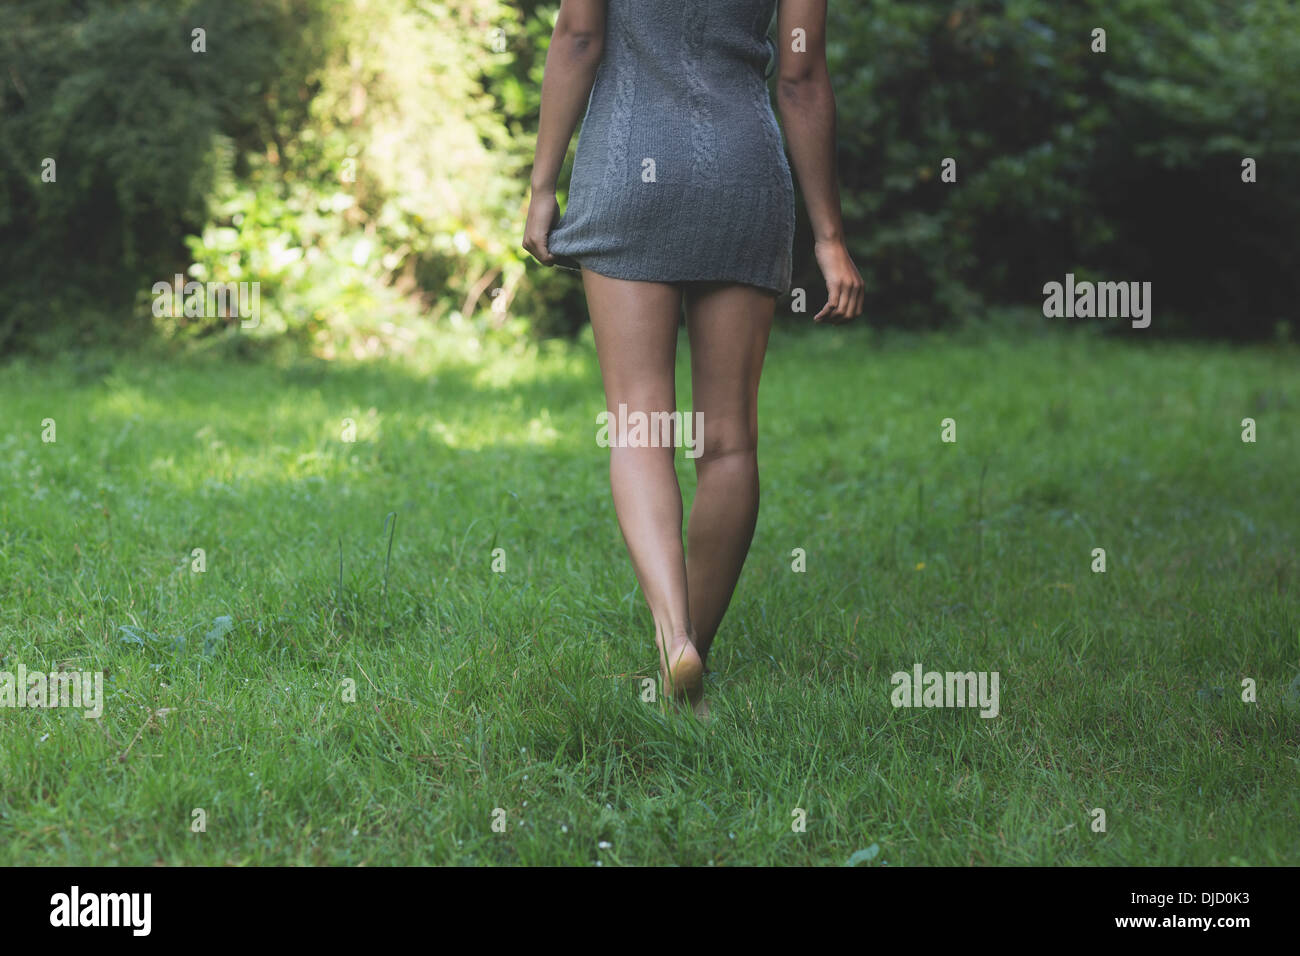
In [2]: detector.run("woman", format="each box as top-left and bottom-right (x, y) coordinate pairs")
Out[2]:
(523, 0), (863, 717)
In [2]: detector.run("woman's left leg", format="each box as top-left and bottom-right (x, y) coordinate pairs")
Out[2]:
(582, 268), (704, 708)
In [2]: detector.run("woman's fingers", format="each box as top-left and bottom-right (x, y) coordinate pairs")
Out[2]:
(827, 275), (864, 323)
(815, 281), (842, 322)
(812, 242), (865, 322)
(523, 192), (561, 266)
(522, 229), (555, 266)
(535, 236), (556, 265)
(820, 281), (861, 323)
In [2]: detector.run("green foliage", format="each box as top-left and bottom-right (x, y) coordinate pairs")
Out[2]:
(0, 0), (545, 351)
(827, 0), (1300, 335)
(0, 0), (324, 350)
(2, 0), (1297, 349)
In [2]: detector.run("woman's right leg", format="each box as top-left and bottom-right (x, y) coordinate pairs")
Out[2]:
(582, 268), (704, 707)
(683, 281), (776, 669)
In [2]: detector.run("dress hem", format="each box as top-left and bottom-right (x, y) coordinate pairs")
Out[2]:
(548, 258), (788, 297)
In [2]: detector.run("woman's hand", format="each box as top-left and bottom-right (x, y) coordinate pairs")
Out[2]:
(522, 188), (561, 266)
(812, 237), (864, 323)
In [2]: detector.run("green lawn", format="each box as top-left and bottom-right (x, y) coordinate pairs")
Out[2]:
(0, 321), (1296, 865)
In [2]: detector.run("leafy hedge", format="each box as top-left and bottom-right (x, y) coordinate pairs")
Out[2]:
(0, 0), (323, 349)
(2, 0), (1296, 352)
(825, 0), (1300, 335)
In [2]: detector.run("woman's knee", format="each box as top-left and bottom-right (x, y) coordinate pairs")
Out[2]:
(693, 418), (759, 464)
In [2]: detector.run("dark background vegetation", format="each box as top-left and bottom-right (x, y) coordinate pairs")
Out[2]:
(2, 0), (1297, 353)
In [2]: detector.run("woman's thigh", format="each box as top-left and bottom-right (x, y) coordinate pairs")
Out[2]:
(682, 282), (776, 456)
(582, 269), (684, 413)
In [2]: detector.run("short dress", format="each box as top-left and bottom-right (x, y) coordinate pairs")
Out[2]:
(546, 0), (795, 296)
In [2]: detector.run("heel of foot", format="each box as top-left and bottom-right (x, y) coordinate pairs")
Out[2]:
(692, 696), (711, 722)
(665, 639), (703, 702)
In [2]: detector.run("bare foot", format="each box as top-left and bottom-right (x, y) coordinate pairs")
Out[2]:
(692, 696), (711, 722)
(656, 631), (704, 708)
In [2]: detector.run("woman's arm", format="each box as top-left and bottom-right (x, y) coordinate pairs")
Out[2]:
(774, 0), (863, 322)
(523, 0), (607, 266)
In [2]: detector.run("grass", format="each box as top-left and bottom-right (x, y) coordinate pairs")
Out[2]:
(0, 319), (1296, 865)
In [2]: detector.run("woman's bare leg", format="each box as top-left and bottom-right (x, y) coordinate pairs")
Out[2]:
(683, 282), (776, 669)
(582, 268), (703, 708)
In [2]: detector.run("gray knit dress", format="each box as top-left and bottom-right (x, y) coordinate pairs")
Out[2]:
(546, 0), (795, 296)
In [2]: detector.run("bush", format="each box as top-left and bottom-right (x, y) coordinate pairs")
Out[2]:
(824, 0), (1300, 337)
(3, 0), (1296, 351)
(0, 0), (324, 351)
